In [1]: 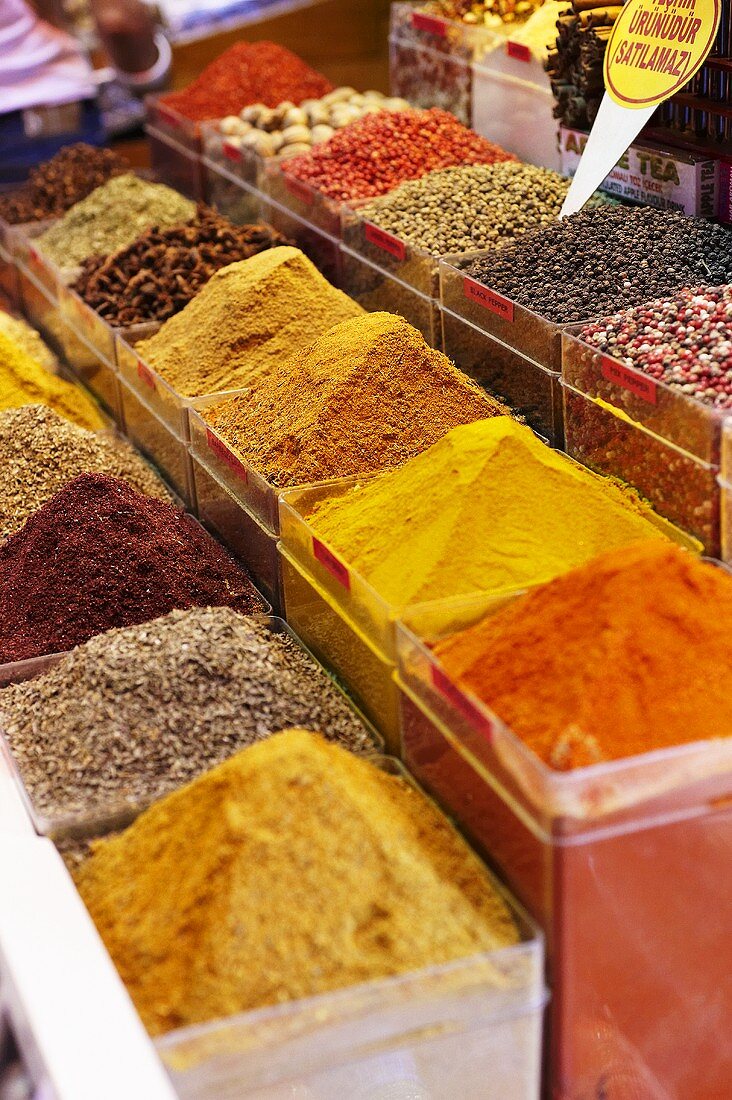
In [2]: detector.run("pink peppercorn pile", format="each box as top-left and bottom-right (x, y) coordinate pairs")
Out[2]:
(581, 286), (732, 410)
(281, 108), (516, 201)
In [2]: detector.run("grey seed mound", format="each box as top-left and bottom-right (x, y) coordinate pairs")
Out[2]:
(0, 404), (169, 541)
(465, 205), (732, 324)
(0, 606), (377, 823)
(358, 162), (570, 254)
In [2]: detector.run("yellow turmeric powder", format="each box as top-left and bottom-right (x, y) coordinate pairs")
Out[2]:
(0, 311), (57, 370)
(0, 330), (103, 430)
(307, 418), (687, 608)
(75, 729), (519, 1035)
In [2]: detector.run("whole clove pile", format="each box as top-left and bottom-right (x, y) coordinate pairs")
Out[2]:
(0, 144), (129, 225)
(73, 206), (291, 327)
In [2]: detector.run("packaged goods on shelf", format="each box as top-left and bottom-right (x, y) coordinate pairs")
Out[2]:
(397, 542), (732, 1099)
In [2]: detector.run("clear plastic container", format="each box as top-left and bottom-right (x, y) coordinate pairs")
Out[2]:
(146, 125), (205, 201)
(721, 417), (732, 485)
(471, 58), (559, 172)
(562, 329), (728, 465)
(0, 616), (383, 845)
(280, 545), (401, 751)
(341, 206), (439, 298)
(340, 246), (442, 349)
(440, 253), (590, 372)
(260, 193), (342, 288)
(396, 598), (732, 1100)
(389, 34), (472, 124)
(718, 476), (732, 564)
(390, 2), (500, 60)
(264, 160), (344, 237)
(563, 381), (720, 554)
(441, 305), (562, 444)
(0, 240), (19, 309)
(145, 94), (202, 154)
(17, 265), (67, 352)
(201, 122), (266, 189)
(192, 456), (282, 612)
(118, 377), (196, 507)
(57, 322), (123, 426)
(15, 219), (63, 300)
(115, 323), (187, 437)
(59, 282), (114, 364)
(202, 158), (263, 226)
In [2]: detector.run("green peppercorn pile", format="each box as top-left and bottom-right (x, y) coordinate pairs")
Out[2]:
(465, 205), (732, 324)
(358, 162), (570, 255)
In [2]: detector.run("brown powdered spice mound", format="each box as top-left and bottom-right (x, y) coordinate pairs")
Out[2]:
(0, 473), (262, 662)
(76, 729), (519, 1035)
(136, 247), (363, 397)
(206, 312), (512, 487)
(434, 542), (732, 770)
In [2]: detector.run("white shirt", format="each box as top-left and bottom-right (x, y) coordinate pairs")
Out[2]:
(0, 0), (96, 114)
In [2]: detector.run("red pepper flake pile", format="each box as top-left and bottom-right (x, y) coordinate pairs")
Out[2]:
(581, 286), (732, 410)
(159, 42), (333, 122)
(281, 108), (516, 201)
(0, 473), (262, 663)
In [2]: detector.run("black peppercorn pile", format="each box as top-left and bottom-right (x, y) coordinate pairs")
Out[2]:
(465, 206), (732, 324)
(73, 205), (292, 327)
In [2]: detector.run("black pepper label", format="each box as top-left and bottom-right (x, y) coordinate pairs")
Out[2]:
(463, 276), (515, 322)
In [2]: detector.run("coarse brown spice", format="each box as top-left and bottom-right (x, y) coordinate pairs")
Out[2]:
(0, 144), (129, 224)
(0, 608), (376, 823)
(136, 247), (363, 396)
(205, 312), (512, 486)
(76, 729), (519, 1035)
(0, 405), (168, 542)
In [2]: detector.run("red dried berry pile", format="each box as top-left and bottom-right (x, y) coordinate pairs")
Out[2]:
(281, 108), (516, 201)
(0, 473), (263, 662)
(159, 42), (333, 122)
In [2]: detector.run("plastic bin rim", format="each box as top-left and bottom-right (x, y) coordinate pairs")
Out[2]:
(561, 379), (720, 471)
(440, 301), (559, 375)
(146, 123), (202, 163)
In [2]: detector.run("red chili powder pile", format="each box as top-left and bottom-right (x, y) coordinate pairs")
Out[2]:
(434, 541), (732, 770)
(0, 473), (262, 662)
(281, 108), (517, 201)
(159, 42), (333, 122)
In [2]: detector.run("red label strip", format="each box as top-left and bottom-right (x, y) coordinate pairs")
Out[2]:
(364, 222), (407, 261)
(600, 356), (657, 405)
(411, 11), (447, 35)
(156, 105), (180, 130)
(507, 40), (531, 62)
(206, 428), (248, 482)
(137, 359), (157, 391)
(313, 537), (350, 590)
(284, 175), (313, 205)
(223, 142), (242, 163)
(430, 665), (496, 741)
(463, 276), (514, 322)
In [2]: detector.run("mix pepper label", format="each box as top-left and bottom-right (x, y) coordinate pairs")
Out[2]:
(601, 355), (658, 403)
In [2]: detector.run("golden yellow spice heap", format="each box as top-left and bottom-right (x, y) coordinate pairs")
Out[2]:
(76, 729), (518, 1035)
(307, 418), (682, 608)
(0, 311), (56, 370)
(136, 247), (363, 397)
(0, 330), (103, 430)
(205, 312), (511, 487)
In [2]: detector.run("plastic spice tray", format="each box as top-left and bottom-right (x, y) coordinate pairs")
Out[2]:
(440, 253), (594, 373)
(340, 245), (442, 348)
(441, 305), (562, 444)
(192, 455), (283, 612)
(118, 377), (196, 507)
(18, 266), (67, 354)
(146, 125), (205, 202)
(562, 381), (720, 554)
(15, 220), (64, 301)
(396, 594), (732, 1100)
(390, 2), (501, 62)
(200, 122), (266, 190)
(202, 157), (262, 226)
(279, 545), (401, 751)
(562, 329), (728, 466)
(718, 476), (732, 563)
(115, 323), (188, 438)
(144, 94), (202, 154)
(716, 412), (732, 485)
(0, 616), (386, 844)
(264, 159), (345, 238)
(389, 33), (472, 125)
(260, 193), (342, 287)
(0, 241), (19, 309)
(341, 206), (439, 298)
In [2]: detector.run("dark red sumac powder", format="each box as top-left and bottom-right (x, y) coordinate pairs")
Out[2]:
(0, 474), (263, 662)
(159, 42), (333, 122)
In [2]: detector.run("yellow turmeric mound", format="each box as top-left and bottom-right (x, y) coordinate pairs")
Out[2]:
(0, 330), (103, 429)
